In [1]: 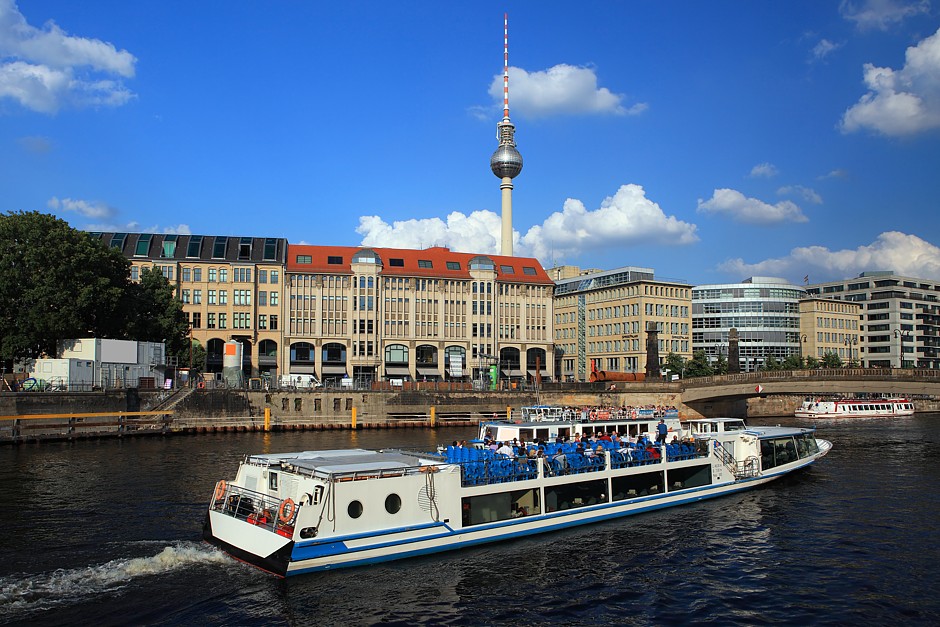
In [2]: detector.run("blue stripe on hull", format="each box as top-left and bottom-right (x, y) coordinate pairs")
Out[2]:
(285, 475), (776, 576)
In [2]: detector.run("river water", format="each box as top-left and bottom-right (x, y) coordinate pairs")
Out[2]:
(1, 414), (938, 626)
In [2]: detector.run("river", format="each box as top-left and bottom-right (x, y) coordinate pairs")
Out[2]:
(1, 415), (938, 626)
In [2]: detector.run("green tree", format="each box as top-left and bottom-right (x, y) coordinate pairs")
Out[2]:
(176, 338), (207, 375)
(663, 352), (686, 378)
(0, 211), (129, 360)
(821, 351), (842, 368)
(805, 356), (820, 369)
(782, 354), (804, 370)
(762, 355), (782, 371)
(684, 349), (714, 378)
(714, 351), (728, 375)
(122, 266), (190, 354)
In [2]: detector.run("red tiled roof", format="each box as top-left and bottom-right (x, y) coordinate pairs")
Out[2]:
(287, 245), (552, 284)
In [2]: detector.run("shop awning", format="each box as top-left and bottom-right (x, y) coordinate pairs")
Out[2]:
(321, 365), (348, 375)
(290, 365), (317, 374)
(526, 369), (551, 377)
(502, 369), (524, 377)
(385, 366), (411, 377)
(416, 366), (440, 376)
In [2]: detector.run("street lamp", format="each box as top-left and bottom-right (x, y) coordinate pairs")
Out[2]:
(843, 336), (857, 364)
(894, 329), (911, 368)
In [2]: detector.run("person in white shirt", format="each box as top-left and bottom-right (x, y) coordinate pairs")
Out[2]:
(496, 442), (514, 457)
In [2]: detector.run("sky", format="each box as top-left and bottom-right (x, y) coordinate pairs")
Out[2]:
(2, 0), (940, 287)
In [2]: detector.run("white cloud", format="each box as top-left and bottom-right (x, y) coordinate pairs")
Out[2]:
(749, 162), (779, 178)
(0, 0), (136, 113)
(818, 168), (849, 180)
(812, 38), (842, 61)
(356, 184), (697, 264)
(718, 231), (940, 282)
(48, 196), (115, 220)
(17, 134), (52, 153)
(839, 0), (930, 31)
(841, 26), (940, 136)
(777, 185), (823, 204)
(697, 188), (808, 224)
(488, 64), (646, 117)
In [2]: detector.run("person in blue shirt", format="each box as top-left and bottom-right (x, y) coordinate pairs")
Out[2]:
(656, 419), (668, 444)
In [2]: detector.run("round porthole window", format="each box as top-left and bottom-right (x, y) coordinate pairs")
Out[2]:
(385, 493), (402, 514)
(348, 500), (363, 519)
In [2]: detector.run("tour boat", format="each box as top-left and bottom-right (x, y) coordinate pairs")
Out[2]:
(485, 406), (684, 445)
(795, 397), (914, 419)
(202, 418), (832, 577)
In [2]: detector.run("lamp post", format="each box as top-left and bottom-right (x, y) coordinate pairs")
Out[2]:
(843, 336), (857, 364)
(894, 329), (911, 368)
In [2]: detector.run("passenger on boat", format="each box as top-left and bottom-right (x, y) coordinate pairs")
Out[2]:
(497, 441), (514, 457)
(656, 419), (668, 444)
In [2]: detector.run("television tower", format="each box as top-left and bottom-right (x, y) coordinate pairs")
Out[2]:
(490, 12), (523, 257)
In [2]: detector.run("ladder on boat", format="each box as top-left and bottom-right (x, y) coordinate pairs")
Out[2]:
(713, 442), (760, 480)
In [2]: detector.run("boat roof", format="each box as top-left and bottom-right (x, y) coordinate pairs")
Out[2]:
(743, 425), (815, 438)
(247, 448), (421, 475)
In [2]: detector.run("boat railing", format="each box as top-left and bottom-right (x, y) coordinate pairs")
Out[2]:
(713, 442), (760, 480)
(210, 482), (296, 537)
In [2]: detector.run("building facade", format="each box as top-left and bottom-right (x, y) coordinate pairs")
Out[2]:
(799, 297), (862, 364)
(92, 232), (289, 380)
(692, 277), (806, 372)
(805, 271), (940, 368)
(284, 245), (554, 386)
(553, 266), (692, 381)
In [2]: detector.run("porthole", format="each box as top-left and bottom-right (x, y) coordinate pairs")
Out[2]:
(348, 500), (363, 519)
(385, 493), (402, 514)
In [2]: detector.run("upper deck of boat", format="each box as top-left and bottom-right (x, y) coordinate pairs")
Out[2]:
(246, 449), (430, 478)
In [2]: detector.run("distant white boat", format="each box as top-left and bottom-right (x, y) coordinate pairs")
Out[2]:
(795, 397), (914, 419)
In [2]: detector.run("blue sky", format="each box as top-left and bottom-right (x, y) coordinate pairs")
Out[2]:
(2, 0), (939, 286)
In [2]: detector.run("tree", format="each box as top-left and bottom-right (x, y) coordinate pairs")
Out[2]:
(762, 355), (782, 371)
(782, 354), (804, 370)
(821, 351), (842, 368)
(664, 352), (686, 378)
(805, 356), (820, 369)
(0, 211), (129, 360)
(714, 351), (728, 375)
(684, 350), (714, 378)
(122, 266), (190, 354)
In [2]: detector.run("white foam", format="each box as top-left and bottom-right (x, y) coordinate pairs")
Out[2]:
(0, 542), (234, 618)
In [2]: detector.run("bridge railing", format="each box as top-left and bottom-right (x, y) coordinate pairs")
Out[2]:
(682, 368), (940, 388)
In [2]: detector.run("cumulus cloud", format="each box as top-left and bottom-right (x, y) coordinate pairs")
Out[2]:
(356, 184), (697, 264)
(777, 185), (823, 204)
(697, 188), (808, 225)
(841, 26), (940, 135)
(0, 0), (136, 113)
(839, 0), (930, 31)
(48, 196), (116, 220)
(749, 162), (779, 178)
(718, 231), (940, 282)
(818, 168), (849, 180)
(487, 64), (646, 118)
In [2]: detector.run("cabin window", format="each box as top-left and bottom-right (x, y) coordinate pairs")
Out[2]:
(461, 488), (540, 526)
(268, 472), (278, 491)
(348, 500), (363, 519)
(385, 494), (402, 514)
(545, 479), (607, 513)
(611, 471), (665, 501)
(667, 465), (711, 491)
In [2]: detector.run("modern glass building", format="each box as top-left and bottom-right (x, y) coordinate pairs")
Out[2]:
(692, 277), (806, 372)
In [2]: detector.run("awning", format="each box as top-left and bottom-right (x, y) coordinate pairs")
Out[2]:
(321, 365), (348, 375)
(526, 369), (551, 377)
(502, 369), (524, 377)
(290, 364), (317, 374)
(385, 366), (411, 377)
(416, 366), (439, 376)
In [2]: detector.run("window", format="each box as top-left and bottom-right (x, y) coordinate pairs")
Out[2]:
(181, 289), (190, 304)
(418, 260), (433, 268)
(270, 292), (278, 306)
(258, 291), (267, 306)
(446, 261), (460, 271)
(327, 256), (343, 265)
(219, 268), (228, 282)
(207, 313), (216, 329)
(385, 494), (401, 514)
(500, 265), (515, 274)
(130, 266), (139, 281)
(238, 237), (252, 259)
(523, 266), (537, 275)
(187, 235), (203, 258)
(135, 234), (152, 256)
(271, 271), (279, 284)
(389, 258), (404, 267)
(348, 500), (363, 519)
(193, 267), (202, 282)
(263, 238), (278, 261)
(218, 313), (227, 329)
(182, 267), (191, 282)
(191, 312), (201, 328)
(258, 270), (267, 283)
(270, 315), (278, 330)
(258, 314), (267, 329)
(209, 268), (217, 282)
(296, 255), (312, 264)
(193, 289), (202, 304)
(212, 237), (227, 259)
(161, 235), (177, 258)
(208, 290), (217, 305)
(219, 290), (228, 305)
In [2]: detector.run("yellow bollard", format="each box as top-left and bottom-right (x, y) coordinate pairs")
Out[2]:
(507, 406), (512, 421)
(352, 406), (357, 430)
(264, 407), (270, 432)
(430, 405), (436, 427)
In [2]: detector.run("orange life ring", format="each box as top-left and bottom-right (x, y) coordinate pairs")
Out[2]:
(197, 381), (206, 389)
(213, 480), (226, 501)
(278, 498), (297, 523)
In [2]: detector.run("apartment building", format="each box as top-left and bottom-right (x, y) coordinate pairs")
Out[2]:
(805, 271), (940, 368)
(284, 245), (554, 385)
(91, 232), (288, 379)
(799, 297), (862, 363)
(553, 266), (692, 381)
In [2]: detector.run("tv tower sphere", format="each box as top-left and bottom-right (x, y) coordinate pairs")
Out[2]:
(490, 139), (523, 179)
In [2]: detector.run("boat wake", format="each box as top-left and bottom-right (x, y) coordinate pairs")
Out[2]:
(0, 542), (234, 619)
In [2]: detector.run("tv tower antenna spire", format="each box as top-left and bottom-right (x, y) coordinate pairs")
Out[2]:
(490, 12), (523, 257)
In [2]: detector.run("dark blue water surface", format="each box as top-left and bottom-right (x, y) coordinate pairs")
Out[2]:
(1, 415), (938, 626)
